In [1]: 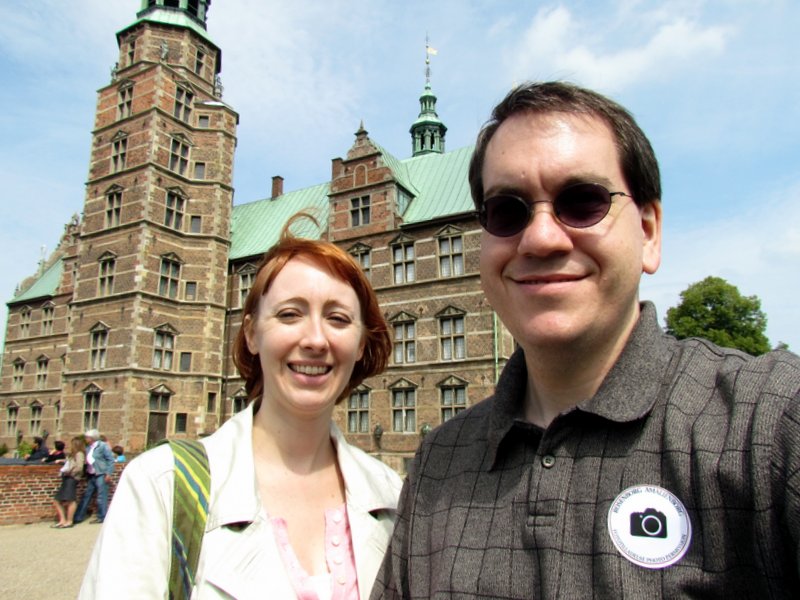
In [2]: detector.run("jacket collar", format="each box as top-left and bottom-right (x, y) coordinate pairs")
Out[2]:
(203, 405), (399, 530)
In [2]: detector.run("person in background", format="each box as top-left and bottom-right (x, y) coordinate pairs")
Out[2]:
(43, 440), (66, 463)
(51, 436), (86, 528)
(372, 81), (800, 599)
(112, 445), (126, 463)
(73, 429), (115, 525)
(81, 215), (402, 599)
(24, 436), (49, 461)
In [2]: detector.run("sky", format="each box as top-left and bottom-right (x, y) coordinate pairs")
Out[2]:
(0, 0), (797, 353)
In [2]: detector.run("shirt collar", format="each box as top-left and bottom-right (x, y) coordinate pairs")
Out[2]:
(486, 301), (675, 468)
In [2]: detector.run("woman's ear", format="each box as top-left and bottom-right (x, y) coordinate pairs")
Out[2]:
(243, 314), (259, 355)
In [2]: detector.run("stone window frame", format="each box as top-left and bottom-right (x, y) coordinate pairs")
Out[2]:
(389, 378), (417, 433)
(158, 253), (182, 299)
(111, 131), (128, 173)
(89, 322), (110, 370)
(117, 80), (134, 120)
(164, 187), (187, 231)
(347, 385), (371, 434)
(436, 225), (465, 278)
(390, 234), (416, 285)
(98, 252), (117, 297)
(83, 384), (102, 431)
(152, 324), (178, 370)
(350, 195), (371, 227)
(438, 375), (469, 423)
(389, 311), (417, 365)
(437, 306), (467, 361)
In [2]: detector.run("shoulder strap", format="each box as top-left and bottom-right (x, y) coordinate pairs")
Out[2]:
(164, 439), (211, 600)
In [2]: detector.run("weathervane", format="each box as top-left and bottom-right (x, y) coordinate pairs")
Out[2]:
(425, 34), (437, 86)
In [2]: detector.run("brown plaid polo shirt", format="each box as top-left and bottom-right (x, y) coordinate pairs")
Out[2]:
(371, 302), (800, 599)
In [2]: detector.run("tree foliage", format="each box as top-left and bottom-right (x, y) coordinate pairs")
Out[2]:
(665, 276), (770, 355)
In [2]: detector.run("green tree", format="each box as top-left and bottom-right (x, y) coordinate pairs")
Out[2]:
(665, 276), (771, 355)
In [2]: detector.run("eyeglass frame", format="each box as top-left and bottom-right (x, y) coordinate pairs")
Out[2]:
(476, 182), (634, 237)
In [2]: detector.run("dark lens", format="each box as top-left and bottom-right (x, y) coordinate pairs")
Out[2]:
(481, 196), (531, 237)
(554, 183), (612, 228)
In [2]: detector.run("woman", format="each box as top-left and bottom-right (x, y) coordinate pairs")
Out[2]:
(51, 436), (85, 528)
(80, 217), (402, 599)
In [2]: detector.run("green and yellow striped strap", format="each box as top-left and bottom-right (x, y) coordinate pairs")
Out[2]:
(163, 439), (211, 600)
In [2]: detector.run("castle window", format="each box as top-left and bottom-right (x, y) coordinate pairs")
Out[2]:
(440, 383), (467, 422)
(239, 266), (256, 308)
(174, 86), (194, 123)
(30, 403), (42, 436)
(198, 115), (210, 128)
(207, 392), (217, 413)
(391, 387), (416, 433)
(106, 190), (122, 228)
(190, 215), (202, 233)
(179, 352), (192, 372)
(392, 241), (415, 284)
(83, 388), (101, 431)
(42, 305), (54, 335)
(393, 319), (416, 364)
(169, 138), (189, 176)
(440, 314), (466, 360)
(127, 39), (136, 66)
(347, 388), (370, 433)
(149, 390), (170, 412)
(118, 84), (133, 120)
(439, 234), (464, 277)
(12, 360), (24, 390)
(19, 308), (31, 338)
(159, 256), (181, 299)
(165, 191), (185, 230)
(175, 412), (188, 434)
(111, 136), (127, 172)
(194, 49), (205, 76)
(184, 281), (197, 301)
(233, 390), (248, 413)
(36, 357), (48, 390)
(90, 327), (108, 370)
(153, 328), (175, 370)
(6, 405), (18, 437)
(351, 195), (370, 226)
(193, 162), (206, 179)
(98, 256), (116, 297)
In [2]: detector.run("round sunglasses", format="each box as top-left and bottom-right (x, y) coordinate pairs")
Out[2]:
(477, 182), (633, 237)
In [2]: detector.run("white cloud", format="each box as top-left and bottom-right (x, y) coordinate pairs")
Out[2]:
(510, 5), (733, 90)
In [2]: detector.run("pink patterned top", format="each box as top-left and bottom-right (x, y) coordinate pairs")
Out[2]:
(270, 503), (359, 600)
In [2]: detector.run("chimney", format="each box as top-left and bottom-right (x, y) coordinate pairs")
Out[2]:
(271, 175), (284, 199)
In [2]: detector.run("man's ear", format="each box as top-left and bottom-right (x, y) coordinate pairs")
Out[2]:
(641, 201), (662, 275)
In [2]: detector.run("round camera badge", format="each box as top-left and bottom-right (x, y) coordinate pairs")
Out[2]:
(607, 484), (692, 569)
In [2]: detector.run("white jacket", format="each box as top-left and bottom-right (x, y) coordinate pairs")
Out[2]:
(79, 406), (402, 599)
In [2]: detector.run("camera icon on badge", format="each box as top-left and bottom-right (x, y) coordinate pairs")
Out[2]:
(630, 507), (667, 538)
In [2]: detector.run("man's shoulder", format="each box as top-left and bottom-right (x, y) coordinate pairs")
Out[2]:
(416, 396), (497, 466)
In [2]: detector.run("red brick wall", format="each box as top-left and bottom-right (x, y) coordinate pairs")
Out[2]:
(0, 463), (124, 526)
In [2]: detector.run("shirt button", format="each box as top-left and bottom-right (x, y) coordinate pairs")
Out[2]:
(331, 535), (341, 546)
(337, 576), (346, 585)
(541, 454), (556, 468)
(332, 511), (342, 523)
(334, 555), (343, 565)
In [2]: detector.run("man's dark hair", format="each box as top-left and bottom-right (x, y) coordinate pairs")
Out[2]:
(468, 81), (661, 211)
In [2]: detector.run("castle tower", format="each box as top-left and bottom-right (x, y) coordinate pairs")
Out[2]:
(410, 41), (446, 156)
(62, 0), (239, 449)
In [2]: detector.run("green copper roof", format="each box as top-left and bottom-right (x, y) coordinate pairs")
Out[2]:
(401, 145), (474, 223)
(229, 182), (330, 260)
(229, 145), (475, 260)
(10, 258), (63, 305)
(373, 142), (420, 197)
(118, 8), (216, 47)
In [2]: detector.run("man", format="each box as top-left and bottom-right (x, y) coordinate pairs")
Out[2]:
(74, 428), (116, 524)
(371, 82), (800, 598)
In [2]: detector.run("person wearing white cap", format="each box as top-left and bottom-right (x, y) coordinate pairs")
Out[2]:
(74, 428), (116, 524)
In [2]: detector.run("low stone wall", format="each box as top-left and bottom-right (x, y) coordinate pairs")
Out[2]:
(0, 462), (124, 525)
